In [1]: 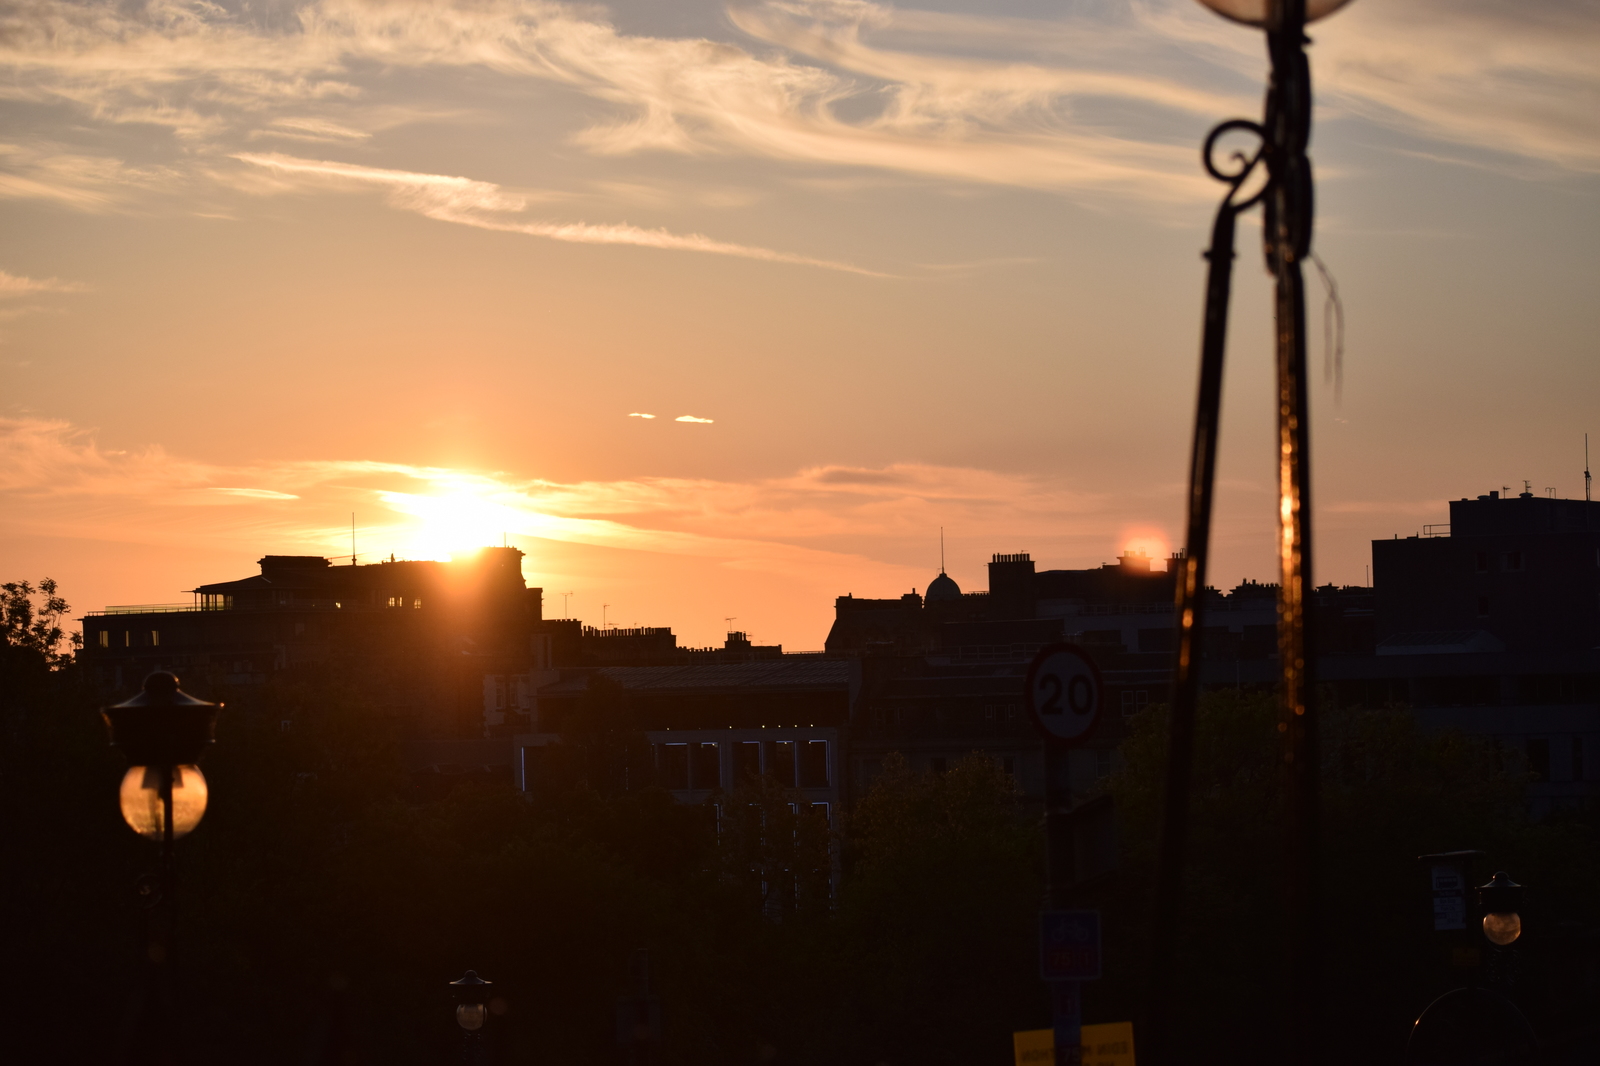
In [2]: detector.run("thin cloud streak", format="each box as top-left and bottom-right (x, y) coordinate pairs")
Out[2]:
(0, 270), (87, 295)
(234, 152), (890, 274)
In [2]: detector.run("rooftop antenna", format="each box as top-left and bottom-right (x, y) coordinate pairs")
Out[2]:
(940, 527), (946, 575)
(726, 616), (737, 633)
(602, 603), (610, 630)
(561, 591), (574, 618)
(351, 513), (356, 566)
(1586, 434), (1592, 502)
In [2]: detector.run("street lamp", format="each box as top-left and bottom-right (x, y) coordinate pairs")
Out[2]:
(450, 970), (491, 1032)
(1154, 3), (1354, 1065)
(1477, 872), (1524, 947)
(104, 671), (221, 846)
(102, 671), (221, 1058)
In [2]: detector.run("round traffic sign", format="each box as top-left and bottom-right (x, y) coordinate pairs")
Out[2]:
(1026, 643), (1103, 745)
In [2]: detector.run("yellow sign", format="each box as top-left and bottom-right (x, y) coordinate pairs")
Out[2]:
(1013, 1023), (1135, 1066)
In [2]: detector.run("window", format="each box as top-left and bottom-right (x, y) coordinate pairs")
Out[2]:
(413, 598), (422, 609)
(1095, 749), (1113, 780)
(799, 740), (829, 788)
(1477, 596), (1490, 617)
(1502, 551), (1523, 572)
(1526, 738), (1550, 781)
(659, 743), (690, 789)
(693, 743), (720, 789)
(387, 595), (400, 608)
(150, 630), (160, 647)
(770, 741), (797, 786)
(123, 631), (130, 647)
(98, 630), (109, 648)
(1573, 738), (1585, 782)
(1120, 690), (1150, 718)
(279, 719), (292, 733)
(984, 704), (996, 720)
(1475, 552), (1489, 573)
(735, 741), (761, 781)
(811, 802), (831, 826)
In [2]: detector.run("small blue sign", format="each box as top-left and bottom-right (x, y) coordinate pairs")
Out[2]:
(1040, 910), (1101, 982)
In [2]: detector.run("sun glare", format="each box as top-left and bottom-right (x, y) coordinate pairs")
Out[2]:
(1120, 527), (1171, 568)
(380, 486), (532, 560)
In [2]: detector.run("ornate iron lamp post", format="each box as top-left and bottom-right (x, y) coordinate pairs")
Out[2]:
(1154, 2), (1352, 1063)
(102, 670), (221, 1058)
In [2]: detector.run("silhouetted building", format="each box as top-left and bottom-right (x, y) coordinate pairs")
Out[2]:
(1216, 489), (1600, 815)
(80, 548), (546, 739)
(1373, 489), (1600, 654)
(515, 659), (848, 815)
(535, 621), (786, 667)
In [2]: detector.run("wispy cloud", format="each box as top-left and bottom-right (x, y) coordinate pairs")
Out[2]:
(675, 415), (714, 423)
(628, 412), (657, 419)
(234, 152), (888, 273)
(2, 0), (1594, 241)
(0, 270), (88, 296)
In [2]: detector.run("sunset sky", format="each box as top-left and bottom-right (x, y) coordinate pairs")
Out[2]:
(3, 0), (1598, 649)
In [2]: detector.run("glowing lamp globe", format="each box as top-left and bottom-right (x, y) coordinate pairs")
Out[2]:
(120, 764), (209, 839)
(1476, 871), (1525, 946)
(1195, 0), (1353, 27)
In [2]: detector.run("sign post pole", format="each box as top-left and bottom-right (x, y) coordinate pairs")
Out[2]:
(1028, 644), (1105, 1066)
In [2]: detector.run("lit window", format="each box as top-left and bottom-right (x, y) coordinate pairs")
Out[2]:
(413, 598), (422, 609)
(98, 630), (109, 648)
(123, 631), (130, 647)
(150, 631), (160, 647)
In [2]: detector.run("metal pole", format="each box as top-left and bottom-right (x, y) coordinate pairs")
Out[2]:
(1264, 3), (1320, 1061)
(1148, 116), (1266, 1066)
(1043, 744), (1080, 1066)
(1154, 0), (1321, 1059)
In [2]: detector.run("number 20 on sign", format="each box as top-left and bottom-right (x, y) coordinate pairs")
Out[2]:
(1026, 644), (1103, 745)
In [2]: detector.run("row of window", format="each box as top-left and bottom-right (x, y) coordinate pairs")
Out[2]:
(655, 739), (830, 791)
(98, 629), (159, 648)
(1472, 548), (1600, 573)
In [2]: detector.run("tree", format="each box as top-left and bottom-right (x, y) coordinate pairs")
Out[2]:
(1, 577), (79, 670)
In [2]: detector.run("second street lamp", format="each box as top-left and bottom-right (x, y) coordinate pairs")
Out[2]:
(1478, 872), (1524, 947)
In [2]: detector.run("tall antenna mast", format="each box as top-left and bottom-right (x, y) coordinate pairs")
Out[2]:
(1587, 433), (1592, 503)
(351, 513), (356, 566)
(561, 591), (574, 618)
(940, 527), (946, 575)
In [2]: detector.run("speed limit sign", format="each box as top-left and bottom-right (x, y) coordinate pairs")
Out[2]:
(1026, 643), (1103, 745)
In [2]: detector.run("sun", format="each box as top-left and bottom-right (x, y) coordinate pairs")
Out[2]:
(1119, 527), (1172, 568)
(379, 483), (531, 560)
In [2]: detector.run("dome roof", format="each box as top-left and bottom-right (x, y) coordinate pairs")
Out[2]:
(925, 572), (962, 602)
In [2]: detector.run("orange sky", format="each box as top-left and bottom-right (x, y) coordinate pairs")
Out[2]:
(3, 0), (1599, 648)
